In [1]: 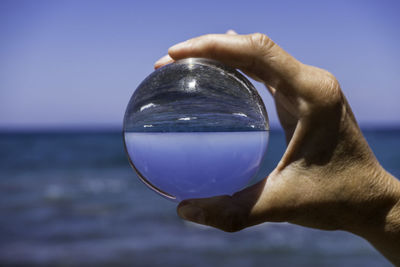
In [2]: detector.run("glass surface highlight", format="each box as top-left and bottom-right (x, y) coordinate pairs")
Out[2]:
(123, 58), (269, 201)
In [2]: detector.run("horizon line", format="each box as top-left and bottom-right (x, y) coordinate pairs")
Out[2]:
(1, 124), (400, 134)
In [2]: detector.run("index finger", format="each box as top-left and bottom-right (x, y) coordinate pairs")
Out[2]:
(166, 33), (302, 93)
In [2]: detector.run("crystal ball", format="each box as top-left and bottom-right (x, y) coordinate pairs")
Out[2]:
(123, 58), (269, 202)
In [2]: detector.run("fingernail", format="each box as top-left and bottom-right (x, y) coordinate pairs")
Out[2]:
(154, 55), (171, 68)
(178, 205), (205, 224)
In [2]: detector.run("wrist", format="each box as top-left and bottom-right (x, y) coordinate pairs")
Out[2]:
(349, 169), (400, 233)
(347, 169), (400, 264)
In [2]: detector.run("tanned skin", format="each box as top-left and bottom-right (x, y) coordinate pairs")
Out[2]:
(155, 31), (400, 266)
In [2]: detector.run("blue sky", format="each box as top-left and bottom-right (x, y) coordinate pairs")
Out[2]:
(1, 0), (399, 129)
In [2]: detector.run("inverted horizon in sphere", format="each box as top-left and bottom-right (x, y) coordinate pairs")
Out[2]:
(124, 131), (269, 201)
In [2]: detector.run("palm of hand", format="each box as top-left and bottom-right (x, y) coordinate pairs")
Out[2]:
(265, 67), (385, 232)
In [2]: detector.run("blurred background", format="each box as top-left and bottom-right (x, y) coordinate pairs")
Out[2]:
(0, 0), (399, 266)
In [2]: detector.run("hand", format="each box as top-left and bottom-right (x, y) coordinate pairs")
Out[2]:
(155, 31), (400, 264)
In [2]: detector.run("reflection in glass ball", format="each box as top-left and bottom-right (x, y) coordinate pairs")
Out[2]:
(123, 58), (269, 202)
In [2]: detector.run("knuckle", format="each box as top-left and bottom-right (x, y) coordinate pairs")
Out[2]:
(319, 70), (342, 105)
(301, 67), (343, 109)
(323, 70), (340, 91)
(249, 33), (273, 51)
(246, 33), (275, 74)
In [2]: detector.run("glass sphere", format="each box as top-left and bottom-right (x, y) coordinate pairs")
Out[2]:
(123, 58), (269, 202)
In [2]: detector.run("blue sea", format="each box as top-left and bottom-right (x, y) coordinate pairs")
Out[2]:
(0, 129), (399, 266)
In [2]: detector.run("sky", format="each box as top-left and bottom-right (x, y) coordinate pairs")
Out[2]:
(0, 0), (399, 130)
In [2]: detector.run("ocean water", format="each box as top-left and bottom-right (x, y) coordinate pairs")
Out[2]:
(0, 129), (398, 266)
(124, 132), (268, 201)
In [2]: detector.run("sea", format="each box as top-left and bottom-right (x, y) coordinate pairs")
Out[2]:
(0, 128), (399, 266)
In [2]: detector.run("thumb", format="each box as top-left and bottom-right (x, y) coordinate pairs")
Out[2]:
(177, 178), (269, 232)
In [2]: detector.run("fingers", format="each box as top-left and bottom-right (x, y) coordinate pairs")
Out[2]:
(167, 33), (302, 91)
(154, 32), (342, 108)
(177, 178), (272, 232)
(154, 30), (236, 69)
(154, 54), (174, 69)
